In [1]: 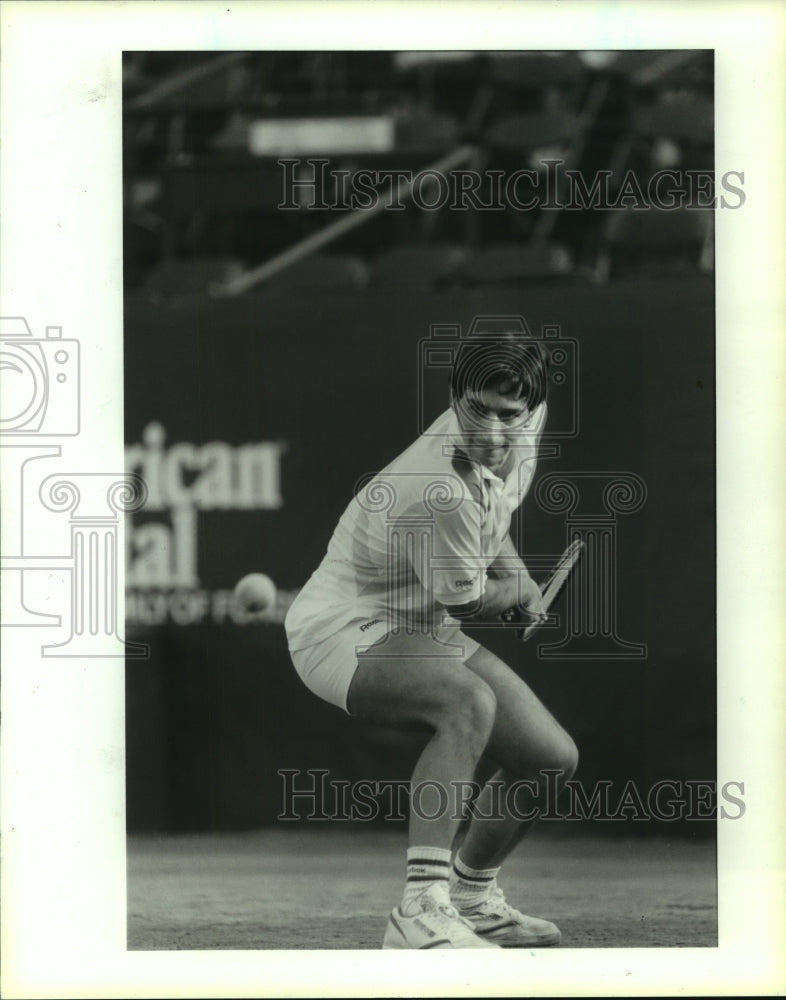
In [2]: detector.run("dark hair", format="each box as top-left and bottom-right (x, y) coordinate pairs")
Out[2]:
(450, 331), (550, 409)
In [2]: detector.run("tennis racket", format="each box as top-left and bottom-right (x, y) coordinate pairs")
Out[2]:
(499, 538), (585, 641)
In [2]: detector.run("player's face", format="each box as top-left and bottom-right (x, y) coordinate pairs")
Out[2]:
(453, 384), (534, 472)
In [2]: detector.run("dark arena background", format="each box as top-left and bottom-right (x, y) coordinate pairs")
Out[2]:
(123, 50), (718, 950)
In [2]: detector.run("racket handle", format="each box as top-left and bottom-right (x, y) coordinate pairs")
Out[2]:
(499, 605), (541, 626)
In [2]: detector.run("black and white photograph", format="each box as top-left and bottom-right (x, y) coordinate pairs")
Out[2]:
(123, 46), (722, 953)
(1, 3), (784, 998)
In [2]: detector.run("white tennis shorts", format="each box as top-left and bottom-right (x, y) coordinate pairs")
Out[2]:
(289, 617), (481, 714)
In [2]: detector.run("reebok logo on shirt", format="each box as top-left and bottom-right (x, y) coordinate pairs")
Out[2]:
(455, 578), (475, 589)
(359, 618), (382, 632)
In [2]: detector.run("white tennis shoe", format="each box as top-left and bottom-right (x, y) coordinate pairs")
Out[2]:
(382, 884), (500, 949)
(458, 883), (562, 947)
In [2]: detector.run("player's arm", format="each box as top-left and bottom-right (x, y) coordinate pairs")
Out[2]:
(444, 533), (542, 622)
(444, 570), (545, 623)
(487, 532), (532, 581)
(423, 495), (545, 624)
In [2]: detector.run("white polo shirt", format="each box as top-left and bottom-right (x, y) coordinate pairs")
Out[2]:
(285, 404), (546, 651)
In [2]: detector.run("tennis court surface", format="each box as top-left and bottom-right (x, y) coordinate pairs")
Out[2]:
(127, 826), (716, 950)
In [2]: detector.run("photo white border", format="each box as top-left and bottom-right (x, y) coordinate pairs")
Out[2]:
(1, 1), (784, 996)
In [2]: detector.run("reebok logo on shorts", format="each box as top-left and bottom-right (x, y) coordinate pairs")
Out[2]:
(359, 618), (382, 632)
(455, 578), (475, 589)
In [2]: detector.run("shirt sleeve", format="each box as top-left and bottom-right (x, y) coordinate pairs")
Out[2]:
(397, 495), (487, 607)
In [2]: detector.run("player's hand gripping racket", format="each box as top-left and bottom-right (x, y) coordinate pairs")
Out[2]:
(499, 539), (585, 642)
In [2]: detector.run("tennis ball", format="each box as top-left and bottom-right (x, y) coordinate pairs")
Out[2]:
(234, 572), (277, 614)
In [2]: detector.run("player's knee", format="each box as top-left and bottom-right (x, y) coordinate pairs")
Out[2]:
(513, 731), (577, 786)
(466, 681), (498, 744)
(549, 734), (579, 783)
(435, 673), (497, 748)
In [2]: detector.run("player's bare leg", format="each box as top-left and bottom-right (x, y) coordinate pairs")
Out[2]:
(461, 642), (578, 864)
(347, 631), (500, 948)
(349, 632), (504, 844)
(445, 640), (578, 946)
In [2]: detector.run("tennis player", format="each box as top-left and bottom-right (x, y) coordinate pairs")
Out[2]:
(285, 329), (578, 949)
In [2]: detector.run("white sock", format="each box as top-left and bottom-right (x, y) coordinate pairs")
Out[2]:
(400, 846), (452, 915)
(450, 853), (500, 910)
